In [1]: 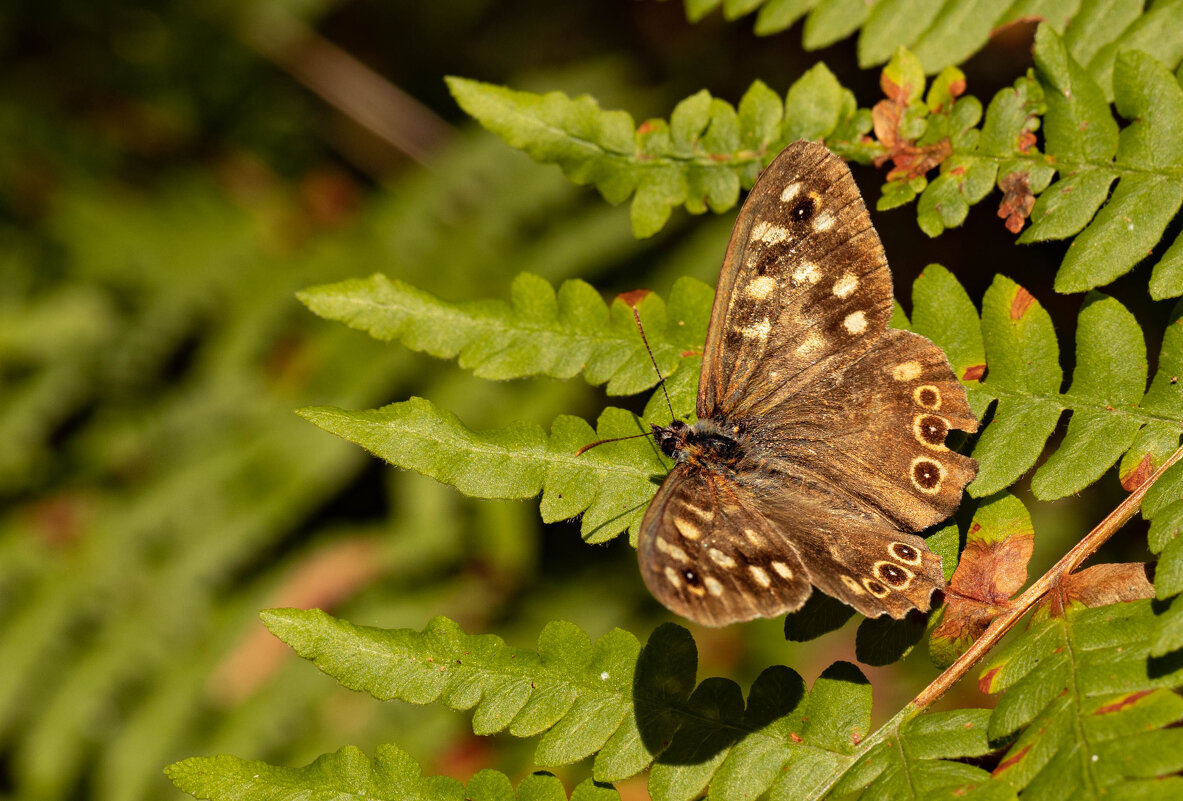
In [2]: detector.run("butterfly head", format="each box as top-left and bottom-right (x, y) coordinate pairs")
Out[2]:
(652, 418), (744, 467)
(651, 420), (690, 460)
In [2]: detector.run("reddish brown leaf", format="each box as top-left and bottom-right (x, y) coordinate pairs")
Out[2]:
(962, 364), (987, 381)
(616, 289), (651, 308)
(953, 532), (1035, 604)
(930, 496), (1035, 667)
(1093, 690), (1154, 716)
(978, 667), (1000, 694)
(1039, 563), (1155, 618)
(998, 171), (1035, 234)
(1121, 453), (1155, 491)
(872, 99), (903, 154)
(992, 745), (1030, 775)
(1010, 287), (1035, 320)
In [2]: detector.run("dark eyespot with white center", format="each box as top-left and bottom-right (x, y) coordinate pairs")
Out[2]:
(914, 414), (949, 449)
(874, 560), (914, 588)
(863, 578), (890, 598)
(791, 197), (816, 222)
(889, 542), (922, 566)
(910, 457), (944, 494)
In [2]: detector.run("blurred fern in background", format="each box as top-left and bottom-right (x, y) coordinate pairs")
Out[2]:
(6, 1), (1183, 800)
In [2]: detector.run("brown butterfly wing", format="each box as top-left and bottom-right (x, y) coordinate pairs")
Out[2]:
(760, 501), (945, 618)
(637, 465), (811, 626)
(686, 141), (976, 621)
(697, 141), (893, 420)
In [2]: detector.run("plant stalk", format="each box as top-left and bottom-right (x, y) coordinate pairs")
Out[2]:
(908, 444), (1183, 713)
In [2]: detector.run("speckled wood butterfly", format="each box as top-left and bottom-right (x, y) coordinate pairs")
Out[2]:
(638, 141), (978, 627)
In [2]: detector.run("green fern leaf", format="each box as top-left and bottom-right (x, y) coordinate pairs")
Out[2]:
(828, 710), (1009, 801)
(981, 601), (1183, 798)
(679, 0), (1183, 79)
(1141, 454), (1183, 656)
(166, 743), (620, 801)
(297, 398), (669, 544)
(954, 274), (1181, 500)
(447, 72), (868, 238)
(297, 272), (712, 396)
(260, 609), (1008, 801)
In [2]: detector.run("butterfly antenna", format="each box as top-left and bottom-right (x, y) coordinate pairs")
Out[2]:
(575, 430), (652, 456)
(632, 307), (676, 421)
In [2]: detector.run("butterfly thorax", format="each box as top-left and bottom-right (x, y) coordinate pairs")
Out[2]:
(651, 418), (746, 470)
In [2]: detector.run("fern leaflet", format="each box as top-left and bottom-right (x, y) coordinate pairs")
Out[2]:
(669, 0), (1183, 79)
(980, 600), (1183, 799)
(167, 743), (620, 801)
(298, 272), (712, 396)
(260, 608), (1008, 801)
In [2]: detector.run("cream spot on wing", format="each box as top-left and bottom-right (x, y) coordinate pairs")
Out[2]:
(843, 310), (867, 335)
(780, 182), (802, 202)
(655, 537), (689, 562)
(674, 518), (702, 540)
(742, 318), (772, 340)
(751, 220), (771, 241)
(746, 275), (777, 300)
(709, 548), (737, 568)
(772, 561), (793, 579)
(681, 502), (714, 521)
(704, 576), (724, 596)
(841, 575), (866, 595)
(832, 273), (858, 299)
(761, 225), (790, 245)
(893, 361), (922, 381)
(813, 210), (835, 231)
(743, 528), (765, 547)
(664, 566), (681, 587)
(750, 565), (771, 588)
(791, 262), (820, 285)
(795, 331), (826, 357)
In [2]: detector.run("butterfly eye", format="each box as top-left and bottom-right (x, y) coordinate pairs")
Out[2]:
(790, 198), (816, 222)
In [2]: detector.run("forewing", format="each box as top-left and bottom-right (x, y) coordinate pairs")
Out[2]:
(637, 465), (811, 627)
(757, 329), (978, 533)
(698, 141), (893, 419)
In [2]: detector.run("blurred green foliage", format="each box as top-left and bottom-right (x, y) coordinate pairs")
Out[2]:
(5, 1), (1182, 800)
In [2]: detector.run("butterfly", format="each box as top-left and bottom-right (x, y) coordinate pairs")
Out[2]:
(637, 141), (978, 627)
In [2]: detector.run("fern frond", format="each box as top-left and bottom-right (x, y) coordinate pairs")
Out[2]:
(1141, 458), (1183, 656)
(297, 272), (712, 396)
(980, 600), (1183, 799)
(298, 268), (1183, 548)
(261, 608), (1006, 801)
(672, 0), (1183, 77)
(167, 743), (620, 801)
(911, 266), (1183, 500)
(454, 25), (1183, 297)
(446, 71), (870, 238)
(298, 398), (670, 544)
(1029, 28), (1183, 295)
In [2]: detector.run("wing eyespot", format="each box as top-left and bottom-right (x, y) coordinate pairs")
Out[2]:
(790, 197), (816, 222)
